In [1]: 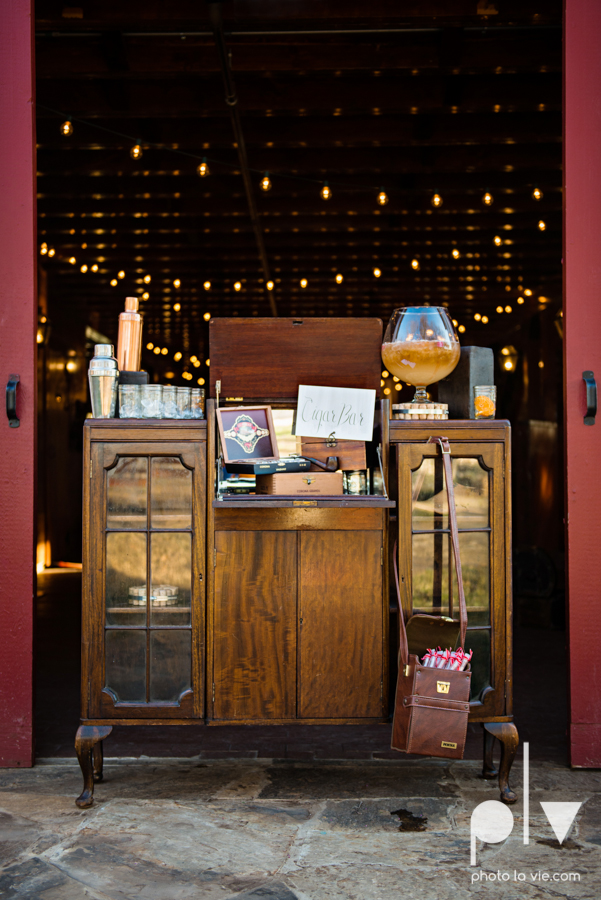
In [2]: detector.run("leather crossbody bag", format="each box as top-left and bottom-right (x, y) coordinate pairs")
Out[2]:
(391, 436), (472, 760)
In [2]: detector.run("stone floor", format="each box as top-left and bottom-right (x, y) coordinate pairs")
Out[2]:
(1, 756), (600, 899)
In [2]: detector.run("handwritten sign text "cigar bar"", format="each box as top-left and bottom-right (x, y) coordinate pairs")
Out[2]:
(296, 385), (376, 441)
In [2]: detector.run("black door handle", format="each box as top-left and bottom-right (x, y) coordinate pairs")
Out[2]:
(583, 370), (597, 426)
(6, 374), (20, 428)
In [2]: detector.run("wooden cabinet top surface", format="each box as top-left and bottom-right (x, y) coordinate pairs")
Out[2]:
(85, 418), (207, 442)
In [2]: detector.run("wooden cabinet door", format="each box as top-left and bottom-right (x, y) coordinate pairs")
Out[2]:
(397, 441), (507, 720)
(213, 531), (297, 720)
(298, 531), (383, 719)
(85, 441), (205, 719)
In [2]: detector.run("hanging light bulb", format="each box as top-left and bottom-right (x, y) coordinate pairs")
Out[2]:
(411, 258), (420, 270)
(300, 278), (308, 288)
(532, 186), (543, 201)
(110, 278), (118, 287)
(203, 280), (211, 290)
(458, 324), (466, 333)
(260, 172), (272, 191)
(203, 312), (211, 321)
(174, 351), (182, 360)
(431, 192), (443, 208)
(234, 281), (242, 291)
(60, 120), (73, 136)
(47, 248), (55, 257)
(538, 220), (546, 231)
(524, 288), (533, 296)
(146, 342), (154, 350)
(451, 248), (460, 259)
(505, 305), (513, 313)
(40, 243), (48, 255)
(482, 192), (494, 206)
(335, 273), (343, 284)
(173, 303), (181, 312)
(496, 305), (504, 313)
(142, 292), (149, 300)
(321, 182), (331, 200)
(373, 267), (381, 278)
(377, 190), (388, 206)
(266, 280), (274, 291)
(474, 313), (481, 321)
(80, 264), (88, 273)
(173, 278), (181, 288)
(130, 144), (142, 159)
(143, 274), (151, 284)
(517, 296), (525, 304)
(493, 235), (502, 247)
(68, 257), (77, 265)
(117, 270), (125, 279)
(481, 315), (489, 323)
(91, 263), (98, 272)
(197, 158), (209, 177)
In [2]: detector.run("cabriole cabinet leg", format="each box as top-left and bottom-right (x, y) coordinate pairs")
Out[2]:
(75, 726), (112, 808)
(482, 724), (499, 779)
(483, 722), (519, 805)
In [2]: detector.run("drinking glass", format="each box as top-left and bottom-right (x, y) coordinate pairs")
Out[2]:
(119, 384), (140, 418)
(176, 386), (191, 419)
(140, 384), (163, 418)
(162, 386), (178, 419)
(474, 385), (496, 419)
(190, 388), (205, 419)
(382, 307), (460, 404)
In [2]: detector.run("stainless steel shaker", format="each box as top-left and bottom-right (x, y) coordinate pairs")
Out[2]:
(88, 344), (119, 418)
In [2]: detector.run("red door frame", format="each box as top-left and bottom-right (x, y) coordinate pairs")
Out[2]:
(564, 0), (601, 767)
(0, 0), (37, 767)
(0, 1), (598, 768)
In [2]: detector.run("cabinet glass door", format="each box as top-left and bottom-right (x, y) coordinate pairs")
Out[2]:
(90, 442), (204, 718)
(398, 442), (505, 716)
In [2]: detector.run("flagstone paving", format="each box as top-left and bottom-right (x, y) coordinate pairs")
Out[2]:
(0, 758), (599, 899)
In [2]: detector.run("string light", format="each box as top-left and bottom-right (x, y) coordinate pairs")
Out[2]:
(173, 302), (181, 312)
(451, 248), (460, 259)
(373, 267), (381, 277)
(117, 270), (125, 279)
(482, 192), (494, 206)
(493, 235), (502, 246)
(68, 256), (76, 265)
(60, 120), (73, 136)
(203, 312), (211, 320)
(335, 273), (343, 284)
(204, 281), (211, 290)
(431, 193), (443, 208)
(321, 182), (331, 200)
(458, 325), (466, 333)
(80, 264), (88, 273)
(142, 291), (149, 300)
(482, 315), (489, 323)
(161, 347), (168, 355)
(91, 264), (98, 272)
(173, 278), (181, 288)
(147, 342), (154, 350)
(411, 259), (420, 270)
(143, 274), (151, 284)
(206, 359), (210, 366)
(300, 278), (308, 288)
(266, 280), (274, 290)
(260, 172), (272, 191)
(48, 248), (55, 257)
(505, 305), (512, 313)
(197, 158), (209, 177)
(234, 281), (242, 291)
(110, 278), (118, 286)
(538, 360), (545, 368)
(496, 305), (503, 313)
(452, 319), (458, 327)
(174, 351), (182, 361)
(524, 288), (533, 296)
(198, 378), (205, 386)
(382, 370), (389, 378)
(532, 187), (543, 200)
(40, 243), (48, 255)
(377, 190), (388, 206)
(130, 144), (142, 159)
(538, 220), (546, 231)
(517, 296), (524, 304)
(153, 346), (160, 354)
(474, 313), (481, 321)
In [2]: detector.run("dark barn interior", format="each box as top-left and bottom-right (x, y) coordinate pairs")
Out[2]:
(33, 1), (566, 762)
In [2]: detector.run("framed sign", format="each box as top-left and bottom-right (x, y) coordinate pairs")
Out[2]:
(216, 406), (279, 462)
(295, 385), (376, 442)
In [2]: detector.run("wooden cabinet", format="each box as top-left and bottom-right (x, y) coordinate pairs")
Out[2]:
(80, 420), (207, 726)
(210, 511), (387, 723)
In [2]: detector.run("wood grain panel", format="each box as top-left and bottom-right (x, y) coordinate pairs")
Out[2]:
(214, 507), (384, 531)
(213, 531), (297, 720)
(299, 531), (383, 718)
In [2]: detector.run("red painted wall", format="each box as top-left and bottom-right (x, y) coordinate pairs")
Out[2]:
(0, 0), (36, 766)
(564, 0), (601, 766)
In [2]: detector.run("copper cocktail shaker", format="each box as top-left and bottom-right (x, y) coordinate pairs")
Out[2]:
(117, 297), (143, 371)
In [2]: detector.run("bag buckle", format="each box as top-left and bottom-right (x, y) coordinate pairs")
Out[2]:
(428, 435), (451, 454)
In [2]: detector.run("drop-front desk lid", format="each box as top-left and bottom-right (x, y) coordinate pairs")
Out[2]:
(209, 317), (383, 400)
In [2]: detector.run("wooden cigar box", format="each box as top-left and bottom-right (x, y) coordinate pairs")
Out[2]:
(255, 471), (344, 496)
(296, 436), (366, 471)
